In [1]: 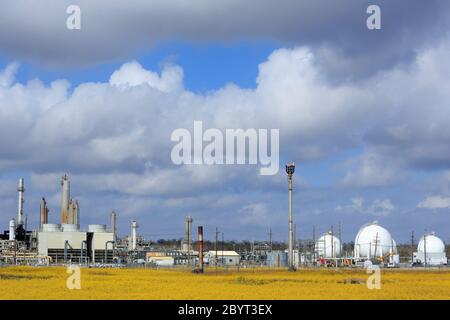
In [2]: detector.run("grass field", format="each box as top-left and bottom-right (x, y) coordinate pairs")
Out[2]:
(0, 266), (449, 300)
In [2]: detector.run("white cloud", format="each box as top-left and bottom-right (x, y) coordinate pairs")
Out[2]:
(238, 203), (274, 226)
(337, 197), (395, 217)
(109, 60), (183, 93)
(339, 153), (404, 188)
(1, 40), (450, 194)
(368, 199), (395, 217)
(1, 39), (450, 229)
(418, 195), (450, 209)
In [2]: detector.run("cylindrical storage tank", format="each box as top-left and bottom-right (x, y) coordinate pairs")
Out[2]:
(43, 224), (61, 232)
(61, 223), (79, 232)
(354, 221), (396, 259)
(9, 219), (16, 240)
(267, 251), (288, 267)
(417, 233), (445, 254)
(316, 232), (341, 258)
(88, 224), (107, 233)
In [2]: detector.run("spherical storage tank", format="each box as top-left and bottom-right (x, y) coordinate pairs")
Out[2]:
(417, 233), (445, 254)
(316, 231), (341, 258)
(354, 221), (397, 259)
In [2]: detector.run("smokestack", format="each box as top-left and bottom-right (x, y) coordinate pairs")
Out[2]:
(111, 211), (117, 241)
(131, 221), (138, 250)
(197, 226), (204, 272)
(17, 178), (24, 225)
(61, 175), (70, 224)
(9, 219), (16, 241)
(183, 215), (193, 251)
(68, 199), (79, 225)
(74, 200), (79, 225)
(39, 198), (49, 231)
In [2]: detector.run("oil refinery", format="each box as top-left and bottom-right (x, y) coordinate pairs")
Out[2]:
(0, 175), (448, 269)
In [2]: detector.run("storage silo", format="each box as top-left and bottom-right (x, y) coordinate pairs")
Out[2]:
(316, 231), (341, 258)
(414, 232), (447, 266)
(354, 221), (397, 259)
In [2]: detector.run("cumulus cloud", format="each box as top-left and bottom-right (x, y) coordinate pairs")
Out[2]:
(417, 195), (450, 209)
(336, 197), (395, 216)
(1, 38), (450, 237)
(339, 153), (402, 188)
(2, 41), (450, 191)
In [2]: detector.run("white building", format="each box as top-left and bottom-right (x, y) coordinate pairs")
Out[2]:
(38, 224), (114, 263)
(206, 250), (240, 266)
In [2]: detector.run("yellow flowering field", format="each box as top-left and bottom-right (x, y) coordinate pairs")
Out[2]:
(0, 266), (448, 300)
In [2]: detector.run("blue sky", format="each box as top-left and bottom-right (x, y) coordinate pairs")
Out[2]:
(0, 1), (449, 244)
(2, 41), (279, 91)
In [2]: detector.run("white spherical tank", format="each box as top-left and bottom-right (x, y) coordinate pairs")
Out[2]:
(417, 233), (445, 254)
(316, 232), (341, 258)
(354, 221), (396, 258)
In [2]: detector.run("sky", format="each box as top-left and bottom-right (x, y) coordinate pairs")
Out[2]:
(0, 0), (449, 244)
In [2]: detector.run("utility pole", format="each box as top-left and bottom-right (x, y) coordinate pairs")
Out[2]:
(294, 223), (297, 251)
(221, 232), (224, 267)
(13, 239), (17, 265)
(338, 221), (342, 258)
(411, 231), (415, 264)
(268, 228), (272, 252)
(331, 225), (334, 258)
(312, 225), (316, 266)
(424, 229), (427, 268)
(215, 227), (219, 272)
(285, 163), (296, 271)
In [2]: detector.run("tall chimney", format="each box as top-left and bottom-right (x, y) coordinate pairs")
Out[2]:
(131, 221), (138, 250)
(111, 211), (117, 241)
(9, 219), (16, 241)
(17, 178), (25, 226)
(73, 200), (79, 225)
(183, 215), (193, 251)
(67, 199), (79, 225)
(39, 197), (49, 231)
(197, 226), (204, 272)
(61, 175), (70, 224)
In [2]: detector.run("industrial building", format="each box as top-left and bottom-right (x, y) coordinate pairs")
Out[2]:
(38, 223), (114, 264)
(36, 175), (116, 264)
(206, 250), (240, 266)
(146, 252), (175, 266)
(0, 172), (448, 270)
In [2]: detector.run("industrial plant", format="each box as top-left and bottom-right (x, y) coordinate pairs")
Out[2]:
(0, 171), (448, 270)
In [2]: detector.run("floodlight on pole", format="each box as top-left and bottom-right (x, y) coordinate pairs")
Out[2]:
(286, 162), (296, 271)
